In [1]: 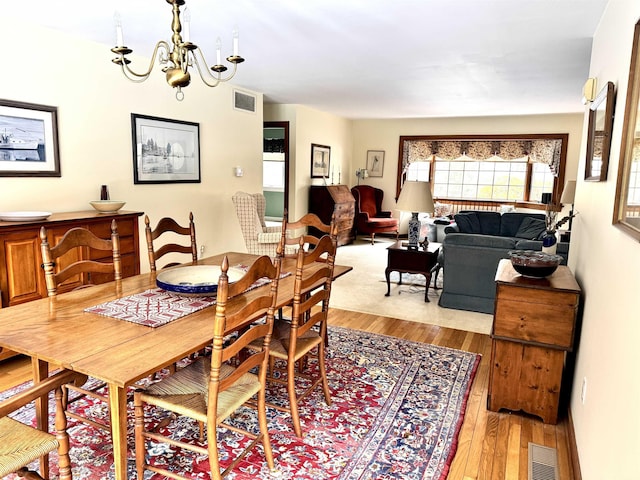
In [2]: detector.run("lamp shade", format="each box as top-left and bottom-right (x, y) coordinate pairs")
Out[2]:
(396, 181), (435, 213)
(560, 180), (576, 204)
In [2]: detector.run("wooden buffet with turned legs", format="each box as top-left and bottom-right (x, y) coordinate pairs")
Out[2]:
(487, 259), (581, 424)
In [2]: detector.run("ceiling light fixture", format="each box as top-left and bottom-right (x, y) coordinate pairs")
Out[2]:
(111, 0), (245, 101)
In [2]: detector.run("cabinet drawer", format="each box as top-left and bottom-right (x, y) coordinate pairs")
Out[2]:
(497, 284), (578, 308)
(90, 219), (135, 238)
(493, 298), (576, 349)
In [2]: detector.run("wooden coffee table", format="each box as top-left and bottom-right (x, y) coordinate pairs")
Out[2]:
(385, 241), (441, 302)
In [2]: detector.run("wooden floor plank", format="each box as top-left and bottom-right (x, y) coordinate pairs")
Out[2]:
(519, 418), (534, 480)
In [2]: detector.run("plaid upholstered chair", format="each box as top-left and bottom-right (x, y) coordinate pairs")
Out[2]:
(0, 369), (84, 480)
(232, 191), (282, 256)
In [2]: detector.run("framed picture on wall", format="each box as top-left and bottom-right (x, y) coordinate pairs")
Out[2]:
(131, 113), (200, 184)
(0, 99), (60, 177)
(310, 143), (331, 178)
(366, 150), (385, 177)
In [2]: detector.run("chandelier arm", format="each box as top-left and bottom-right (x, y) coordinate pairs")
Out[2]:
(120, 41), (171, 81)
(189, 48), (239, 87)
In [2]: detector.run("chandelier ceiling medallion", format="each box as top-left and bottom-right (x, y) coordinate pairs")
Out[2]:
(111, 0), (245, 101)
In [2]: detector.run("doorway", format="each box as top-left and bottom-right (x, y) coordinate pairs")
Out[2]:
(263, 121), (289, 221)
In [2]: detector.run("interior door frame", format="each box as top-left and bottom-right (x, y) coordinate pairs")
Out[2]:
(263, 121), (290, 216)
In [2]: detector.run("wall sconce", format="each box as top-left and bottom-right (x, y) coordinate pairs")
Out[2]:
(355, 168), (369, 185)
(233, 166), (243, 177)
(582, 78), (597, 104)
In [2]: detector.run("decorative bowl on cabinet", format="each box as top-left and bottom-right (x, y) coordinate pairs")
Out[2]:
(90, 200), (126, 213)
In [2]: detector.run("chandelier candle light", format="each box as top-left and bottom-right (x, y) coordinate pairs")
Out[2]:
(396, 181), (435, 250)
(111, 0), (245, 101)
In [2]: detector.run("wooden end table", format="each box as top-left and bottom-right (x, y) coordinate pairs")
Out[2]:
(385, 241), (441, 302)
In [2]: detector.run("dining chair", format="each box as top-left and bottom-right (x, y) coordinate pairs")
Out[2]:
(278, 211), (337, 342)
(0, 369), (85, 480)
(133, 253), (282, 479)
(145, 212), (201, 373)
(232, 191), (282, 256)
(40, 220), (122, 296)
(280, 210), (335, 257)
(40, 221), (121, 434)
(263, 233), (337, 437)
(144, 212), (197, 271)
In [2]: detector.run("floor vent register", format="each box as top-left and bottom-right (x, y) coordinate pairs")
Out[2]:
(528, 442), (559, 480)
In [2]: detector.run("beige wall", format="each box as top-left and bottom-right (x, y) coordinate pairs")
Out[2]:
(570, 2), (640, 478)
(0, 22), (264, 268)
(265, 104), (353, 221)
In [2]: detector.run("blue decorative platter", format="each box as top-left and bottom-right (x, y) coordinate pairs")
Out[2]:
(156, 265), (245, 296)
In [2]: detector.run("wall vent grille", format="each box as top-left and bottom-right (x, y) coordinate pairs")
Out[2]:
(234, 90), (256, 113)
(528, 442), (559, 480)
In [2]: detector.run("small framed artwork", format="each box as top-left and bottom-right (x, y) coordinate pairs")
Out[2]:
(0, 99), (60, 177)
(585, 81), (615, 182)
(366, 150), (385, 177)
(131, 113), (200, 184)
(311, 143), (331, 178)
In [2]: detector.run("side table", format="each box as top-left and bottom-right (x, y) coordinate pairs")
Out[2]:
(488, 259), (580, 424)
(385, 241), (441, 302)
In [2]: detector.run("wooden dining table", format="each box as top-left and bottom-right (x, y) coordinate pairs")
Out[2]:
(0, 251), (351, 480)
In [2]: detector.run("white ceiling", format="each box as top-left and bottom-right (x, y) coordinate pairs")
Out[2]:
(13, 0), (609, 119)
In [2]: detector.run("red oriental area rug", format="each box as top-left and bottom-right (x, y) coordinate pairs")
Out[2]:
(4, 325), (480, 480)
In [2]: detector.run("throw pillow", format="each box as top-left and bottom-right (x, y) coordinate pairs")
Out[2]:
(515, 217), (546, 240)
(454, 212), (481, 233)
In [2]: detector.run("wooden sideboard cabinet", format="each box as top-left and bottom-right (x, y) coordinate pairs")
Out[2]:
(308, 185), (355, 246)
(488, 259), (580, 424)
(0, 210), (143, 308)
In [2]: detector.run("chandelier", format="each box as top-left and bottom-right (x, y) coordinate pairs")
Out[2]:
(111, 0), (245, 101)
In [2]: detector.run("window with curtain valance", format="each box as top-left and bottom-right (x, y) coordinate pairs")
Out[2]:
(397, 134), (568, 207)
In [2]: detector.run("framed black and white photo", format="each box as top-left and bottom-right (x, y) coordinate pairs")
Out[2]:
(310, 143), (331, 178)
(366, 150), (385, 177)
(0, 99), (60, 177)
(131, 114), (200, 184)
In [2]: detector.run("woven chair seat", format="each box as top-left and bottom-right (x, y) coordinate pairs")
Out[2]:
(0, 417), (59, 477)
(266, 319), (322, 361)
(141, 357), (262, 423)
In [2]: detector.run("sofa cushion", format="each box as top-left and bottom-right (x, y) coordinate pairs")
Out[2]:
(476, 212), (501, 235)
(445, 233), (518, 249)
(515, 217), (547, 240)
(454, 212), (481, 233)
(500, 212), (545, 237)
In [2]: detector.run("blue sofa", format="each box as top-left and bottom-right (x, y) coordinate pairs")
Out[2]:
(438, 211), (569, 314)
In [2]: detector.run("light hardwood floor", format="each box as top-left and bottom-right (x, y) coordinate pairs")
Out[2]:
(0, 308), (577, 479)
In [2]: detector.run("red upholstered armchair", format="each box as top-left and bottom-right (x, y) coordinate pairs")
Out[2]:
(351, 185), (399, 244)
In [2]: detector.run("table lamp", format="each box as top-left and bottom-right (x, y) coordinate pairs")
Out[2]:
(560, 180), (576, 230)
(355, 168), (369, 185)
(396, 181), (435, 249)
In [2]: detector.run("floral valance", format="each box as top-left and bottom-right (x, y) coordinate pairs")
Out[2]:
(403, 137), (564, 176)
